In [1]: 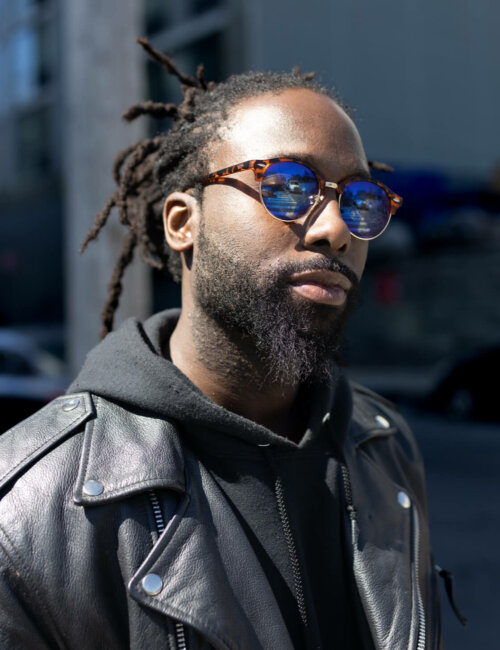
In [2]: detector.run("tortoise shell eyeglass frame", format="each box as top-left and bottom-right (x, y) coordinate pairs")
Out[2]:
(199, 157), (403, 240)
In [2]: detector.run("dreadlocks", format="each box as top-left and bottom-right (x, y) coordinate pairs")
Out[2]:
(81, 38), (348, 339)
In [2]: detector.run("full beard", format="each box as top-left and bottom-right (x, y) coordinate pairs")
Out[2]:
(192, 222), (361, 387)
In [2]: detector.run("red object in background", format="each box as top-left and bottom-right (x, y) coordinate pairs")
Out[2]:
(374, 270), (403, 306)
(0, 250), (21, 273)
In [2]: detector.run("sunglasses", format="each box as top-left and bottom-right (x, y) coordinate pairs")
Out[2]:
(201, 157), (403, 240)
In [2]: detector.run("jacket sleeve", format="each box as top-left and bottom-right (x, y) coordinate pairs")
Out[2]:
(0, 532), (54, 650)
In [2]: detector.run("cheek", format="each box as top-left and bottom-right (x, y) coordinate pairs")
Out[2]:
(202, 186), (294, 260)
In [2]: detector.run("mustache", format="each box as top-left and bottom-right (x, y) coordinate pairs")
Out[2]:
(275, 257), (360, 290)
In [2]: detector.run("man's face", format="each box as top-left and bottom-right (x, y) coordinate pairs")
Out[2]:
(191, 88), (370, 384)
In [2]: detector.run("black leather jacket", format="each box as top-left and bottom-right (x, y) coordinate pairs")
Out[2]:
(0, 385), (442, 649)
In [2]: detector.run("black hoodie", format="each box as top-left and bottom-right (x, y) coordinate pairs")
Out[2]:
(70, 309), (370, 650)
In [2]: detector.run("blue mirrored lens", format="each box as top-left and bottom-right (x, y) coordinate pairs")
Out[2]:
(340, 181), (390, 239)
(261, 161), (318, 221)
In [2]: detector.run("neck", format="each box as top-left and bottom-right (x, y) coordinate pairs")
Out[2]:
(169, 307), (307, 441)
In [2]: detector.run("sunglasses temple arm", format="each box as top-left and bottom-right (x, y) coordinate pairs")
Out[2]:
(390, 195), (403, 214)
(201, 160), (259, 185)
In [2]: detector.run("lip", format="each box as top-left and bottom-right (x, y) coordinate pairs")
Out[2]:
(288, 270), (352, 306)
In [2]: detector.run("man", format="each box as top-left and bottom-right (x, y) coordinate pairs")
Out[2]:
(0, 41), (442, 649)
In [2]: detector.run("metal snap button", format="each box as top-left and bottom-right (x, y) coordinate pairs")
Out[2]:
(375, 414), (390, 429)
(83, 480), (104, 496)
(397, 491), (411, 509)
(62, 397), (80, 412)
(142, 573), (163, 596)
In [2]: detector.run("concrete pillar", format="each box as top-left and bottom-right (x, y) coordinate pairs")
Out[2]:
(62, 0), (151, 374)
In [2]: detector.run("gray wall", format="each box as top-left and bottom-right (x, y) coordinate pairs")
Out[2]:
(241, 0), (500, 179)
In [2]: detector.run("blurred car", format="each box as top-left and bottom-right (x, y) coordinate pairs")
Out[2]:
(427, 346), (500, 421)
(0, 330), (68, 433)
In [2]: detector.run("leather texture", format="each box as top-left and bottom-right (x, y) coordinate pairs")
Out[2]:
(0, 386), (442, 649)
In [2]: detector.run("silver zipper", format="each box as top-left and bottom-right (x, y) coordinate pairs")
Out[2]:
(340, 464), (359, 616)
(149, 490), (166, 534)
(274, 474), (308, 628)
(260, 446), (308, 630)
(340, 464), (357, 523)
(413, 506), (426, 650)
(175, 621), (188, 650)
(148, 490), (188, 650)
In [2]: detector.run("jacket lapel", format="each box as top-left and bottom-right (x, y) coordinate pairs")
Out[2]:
(74, 397), (293, 650)
(73, 396), (186, 504)
(129, 457), (294, 650)
(345, 399), (419, 650)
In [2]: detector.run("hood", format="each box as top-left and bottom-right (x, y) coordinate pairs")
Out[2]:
(69, 309), (351, 449)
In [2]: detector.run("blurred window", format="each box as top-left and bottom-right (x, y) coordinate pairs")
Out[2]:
(0, 38), (11, 115)
(11, 21), (53, 106)
(37, 18), (53, 86)
(0, 350), (35, 376)
(12, 26), (39, 105)
(16, 107), (51, 175)
(0, 0), (56, 181)
(145, 0), (221, 35)
(192, 0), (221, 12)
(0, 0), (53, 108)
(144, 0), (171, 34)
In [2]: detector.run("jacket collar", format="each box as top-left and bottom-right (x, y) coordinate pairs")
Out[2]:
(129, 462), (295, 650)
(73, 380), (398, 507)
(73, 394), (185, 505)
(347, 382), (398, 448)
(73, 394), (295, 648)
(0, 393), (94, 493)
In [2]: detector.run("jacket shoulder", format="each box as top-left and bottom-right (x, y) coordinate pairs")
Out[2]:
(349, 380), (410, 436)
(348, 380), (424, 477)
(0, 393), (94, 493)
(348, 380), (427, 506)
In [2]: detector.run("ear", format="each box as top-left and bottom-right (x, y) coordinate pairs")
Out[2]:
(163, 192), (200, 253)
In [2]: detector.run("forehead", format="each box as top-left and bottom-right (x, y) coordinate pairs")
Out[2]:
(211, 88), (368, 178)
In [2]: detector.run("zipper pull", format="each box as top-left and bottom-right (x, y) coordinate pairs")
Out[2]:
(346, 504), (357, 521)
(435, 564), (467, 627)
(341, 465), (357, 521)
(175, 621), (188, 649)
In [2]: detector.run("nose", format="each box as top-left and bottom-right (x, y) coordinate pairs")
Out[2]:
(302, 194), (351, 254)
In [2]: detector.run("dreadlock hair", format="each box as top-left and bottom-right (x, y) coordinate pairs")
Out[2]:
(81, 38), (353, 339)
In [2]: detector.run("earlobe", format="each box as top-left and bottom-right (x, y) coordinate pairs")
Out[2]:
(163, 192), (199, 252)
